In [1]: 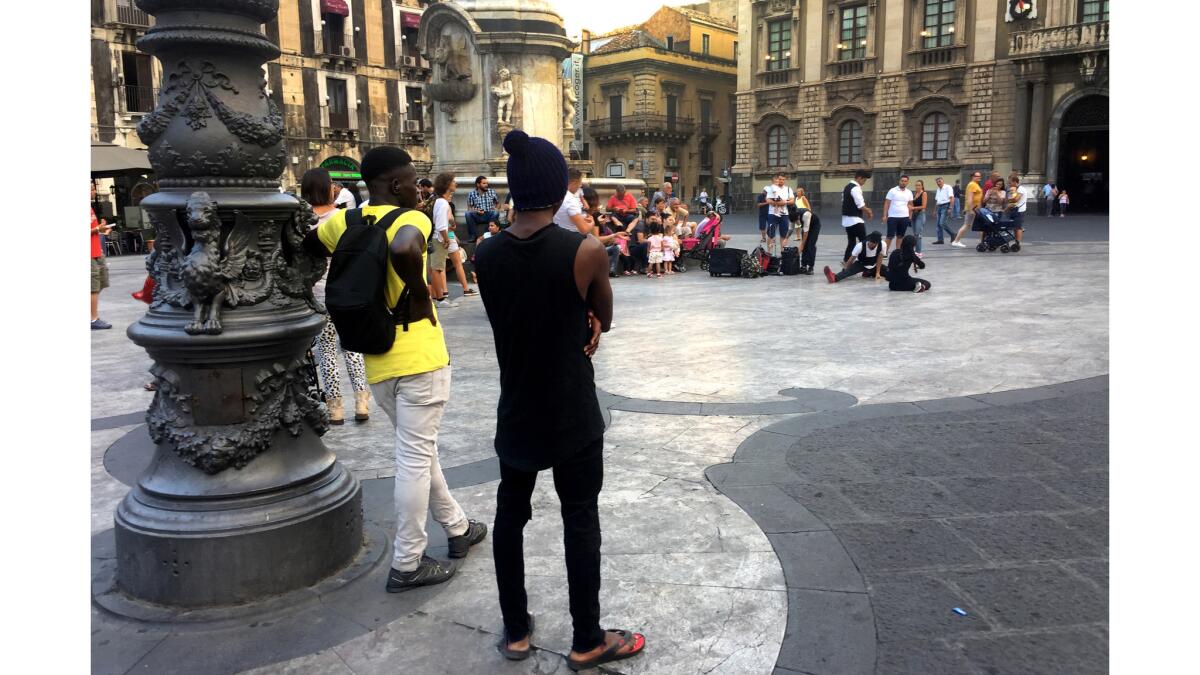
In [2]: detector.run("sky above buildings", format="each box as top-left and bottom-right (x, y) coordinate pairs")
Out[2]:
(553, 0), (696, 39)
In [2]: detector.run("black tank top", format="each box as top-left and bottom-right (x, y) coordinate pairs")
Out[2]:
(474, 224), (605, 471)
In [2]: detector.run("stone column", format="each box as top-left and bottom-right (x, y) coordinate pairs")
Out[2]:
(1027, 78), (1049, 179)
(115, 0), (363, 608)
(1011, 80), (1030, 173)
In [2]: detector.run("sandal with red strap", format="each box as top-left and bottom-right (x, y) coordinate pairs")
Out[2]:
(566, 629), (646, 672)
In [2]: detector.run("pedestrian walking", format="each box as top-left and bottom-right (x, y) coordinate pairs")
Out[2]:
(933, 177), (955, 244)
(1008, 173), (1031, 247)
(90, 182), (114, 330)
(430, 173), (456, 305)
(1040, 180), (1054, 217)
(951, 170), (983, 247)
(952, 179), (963, 219)
(475, 129), (646, 671)
(756, 187), (770, 246)
(302, 167), (370, 424)
(303, 146), (487, 592)
(882, 175), (914, 253)
(1059, 189), (1069, 217)
(842, 169), (873, 260)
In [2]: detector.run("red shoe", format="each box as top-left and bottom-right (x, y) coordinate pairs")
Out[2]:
(823, 266), (836, 284)
(131, 275), (155, 304)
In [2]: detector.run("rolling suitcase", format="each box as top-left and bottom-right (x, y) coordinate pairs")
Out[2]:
(708, 247), (744, 277)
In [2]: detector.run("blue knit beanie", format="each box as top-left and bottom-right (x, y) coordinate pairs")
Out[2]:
(504, 129), (567, 212)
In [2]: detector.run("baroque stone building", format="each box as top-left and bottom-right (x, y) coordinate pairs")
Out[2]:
(732, 0), (1109, 211)
(90, 0), (435, 196)
(582, 4), (739, 201)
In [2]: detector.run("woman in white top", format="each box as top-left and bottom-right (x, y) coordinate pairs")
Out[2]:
(430, 173), (456, 304)
(301, 168), (370, 425)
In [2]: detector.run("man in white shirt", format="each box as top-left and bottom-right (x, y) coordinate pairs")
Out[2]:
(841, 169), (873, 263)
(824, 231), (888, 283)
(762, 173), (794, 261)
(1008, 173), (1031, 246)
(334, 183), (356, 209)
(552, 168), (593, 234)
(881, 175), (913, 253)
(932, 177), (955, 244)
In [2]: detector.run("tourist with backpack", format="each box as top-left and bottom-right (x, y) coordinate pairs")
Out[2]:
(303, 146), (487, 592)
(474, 130), (646, 671)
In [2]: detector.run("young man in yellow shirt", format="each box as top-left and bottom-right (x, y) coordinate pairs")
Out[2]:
(304, 146), (486, 591)
(951, 170), (984, 247)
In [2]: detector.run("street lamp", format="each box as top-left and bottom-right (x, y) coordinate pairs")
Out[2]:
(113, 0), (362, 608)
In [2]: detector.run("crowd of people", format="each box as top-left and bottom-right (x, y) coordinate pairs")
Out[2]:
(91, 129), (1073, 669)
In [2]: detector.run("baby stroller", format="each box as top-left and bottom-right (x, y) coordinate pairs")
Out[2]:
(972, 208), (1021, 253)
(682, 213), (723, 271)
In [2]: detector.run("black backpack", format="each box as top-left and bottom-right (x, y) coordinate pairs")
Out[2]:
(325, 208), (414, 355)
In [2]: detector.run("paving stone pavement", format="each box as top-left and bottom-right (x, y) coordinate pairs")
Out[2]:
(708, 377), (1109, 675)
(91, 214), (1108, 674)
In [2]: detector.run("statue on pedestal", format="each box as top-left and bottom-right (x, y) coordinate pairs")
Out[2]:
(492, 68), (514, 127)
(562, 78), (577, 129)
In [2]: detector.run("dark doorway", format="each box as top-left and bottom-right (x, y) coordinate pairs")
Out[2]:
(1056, 94), (1108, 213)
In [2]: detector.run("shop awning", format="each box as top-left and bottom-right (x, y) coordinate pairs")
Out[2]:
(320, 0), (349, 17)
(400, 11), (421, 29)
(91, 143), (152, 177)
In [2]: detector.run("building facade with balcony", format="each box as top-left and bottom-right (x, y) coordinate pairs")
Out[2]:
(582, 5), (739, 202)
(90, 0), (435, 195)
(732, 0), (1109, 211)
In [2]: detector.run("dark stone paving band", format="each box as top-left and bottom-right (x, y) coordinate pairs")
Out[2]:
(705, 375), (1109, 675)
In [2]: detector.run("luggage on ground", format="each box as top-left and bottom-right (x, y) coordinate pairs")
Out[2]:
(707, 247), (744, 277)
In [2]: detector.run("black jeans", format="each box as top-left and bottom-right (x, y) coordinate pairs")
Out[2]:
(844, 223), (866, 262)
(627, 241), (649, 272)
(801, 217), (821, 269)
(834, 259), (886, 282)
(494, 437), (606, 653)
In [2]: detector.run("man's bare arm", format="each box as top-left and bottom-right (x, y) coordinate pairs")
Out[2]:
(390, 224), (436, 327)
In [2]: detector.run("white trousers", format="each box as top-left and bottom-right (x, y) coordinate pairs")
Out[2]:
(370, 366), (468, 571)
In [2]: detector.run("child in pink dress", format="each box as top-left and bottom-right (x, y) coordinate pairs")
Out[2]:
(646, 222), (665, 278)
(663, 221), (680, 275)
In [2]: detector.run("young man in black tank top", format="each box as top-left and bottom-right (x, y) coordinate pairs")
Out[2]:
(474, 130), (646, 671)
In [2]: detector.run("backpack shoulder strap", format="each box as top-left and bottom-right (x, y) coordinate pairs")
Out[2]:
(345, 208), (363, 229)
(364, 206), (410, 231)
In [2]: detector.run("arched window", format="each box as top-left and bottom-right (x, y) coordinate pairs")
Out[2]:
(921, 112), (950, 160)
(838, 120), (863, 164)
(767, 125), (788, 167)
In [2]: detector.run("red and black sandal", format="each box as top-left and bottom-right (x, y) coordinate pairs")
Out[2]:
(566, 629), (646, 672)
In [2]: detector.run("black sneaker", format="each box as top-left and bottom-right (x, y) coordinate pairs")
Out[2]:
(91, 319), (112, 330)
(386, 555), (456, 592)
(447, 520), (488, 559)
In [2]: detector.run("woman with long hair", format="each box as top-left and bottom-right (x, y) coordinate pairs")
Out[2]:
(887, 234), (931, 293)
(430, 173), (455, 304)
(301, 167), (370, 425)
(910, 179), (928, 255)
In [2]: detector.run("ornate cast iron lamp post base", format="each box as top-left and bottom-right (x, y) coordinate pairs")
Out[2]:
(115, 0), (363, 607)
